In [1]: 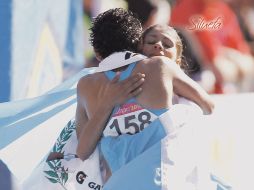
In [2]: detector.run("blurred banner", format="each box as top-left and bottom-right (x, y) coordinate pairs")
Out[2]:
(0, 0), (84, 103)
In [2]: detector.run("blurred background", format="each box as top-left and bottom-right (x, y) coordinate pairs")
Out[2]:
(1, 0), (254, 103)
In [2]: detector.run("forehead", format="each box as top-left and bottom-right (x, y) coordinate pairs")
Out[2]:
(145, 25), (176, 40)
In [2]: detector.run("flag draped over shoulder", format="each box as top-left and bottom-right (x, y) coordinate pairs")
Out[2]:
(0, 68), (95, 184)
(0, 0), (84, 103)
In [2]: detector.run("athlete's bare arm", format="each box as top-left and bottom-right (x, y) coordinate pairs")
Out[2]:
(76, 73), (145, 161)
(134, 56), (214, 114)
(160, 56), (215, 114)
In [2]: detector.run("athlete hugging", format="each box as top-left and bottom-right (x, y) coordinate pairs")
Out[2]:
(42, 8), (215, 190)
(76, 6), (214, 180)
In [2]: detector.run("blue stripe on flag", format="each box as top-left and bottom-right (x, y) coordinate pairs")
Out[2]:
(64, 0), (84, 65)
(0, 0), (12, 102)
(104, 141), (162, 190)
(0, 89), (76, 149)
(211, 174), (232, 190)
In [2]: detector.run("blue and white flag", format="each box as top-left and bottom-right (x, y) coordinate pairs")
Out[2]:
(0, 0), (84, 103)
(0, 67), (95, 185)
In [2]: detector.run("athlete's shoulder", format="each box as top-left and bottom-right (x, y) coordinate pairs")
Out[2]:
(138, 56), (177, 70)
(149, 56), (176, 65)
(77, 74), (94, 88)
(78, 72), (104, 85)
(77, 73), (104, 95)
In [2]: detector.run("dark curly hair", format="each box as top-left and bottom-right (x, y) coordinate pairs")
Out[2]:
(90, 8), (142, 59)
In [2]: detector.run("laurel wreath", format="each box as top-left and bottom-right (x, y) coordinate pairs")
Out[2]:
(43, 119), (76, 189)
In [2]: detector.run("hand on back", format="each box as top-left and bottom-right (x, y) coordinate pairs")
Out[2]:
(97, 72), (145, 109)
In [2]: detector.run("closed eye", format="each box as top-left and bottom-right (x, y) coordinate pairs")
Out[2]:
(163, 43), (173, 48)
(162, 38), (174, 48)
(146, 41), (156, 45)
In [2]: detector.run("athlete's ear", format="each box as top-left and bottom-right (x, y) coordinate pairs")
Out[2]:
(94, 49), (102, 61)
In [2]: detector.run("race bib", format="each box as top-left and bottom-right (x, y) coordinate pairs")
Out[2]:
(103, 103), (158, 137)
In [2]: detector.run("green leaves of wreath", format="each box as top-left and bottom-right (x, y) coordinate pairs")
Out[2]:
(43, 119), (76, 189)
